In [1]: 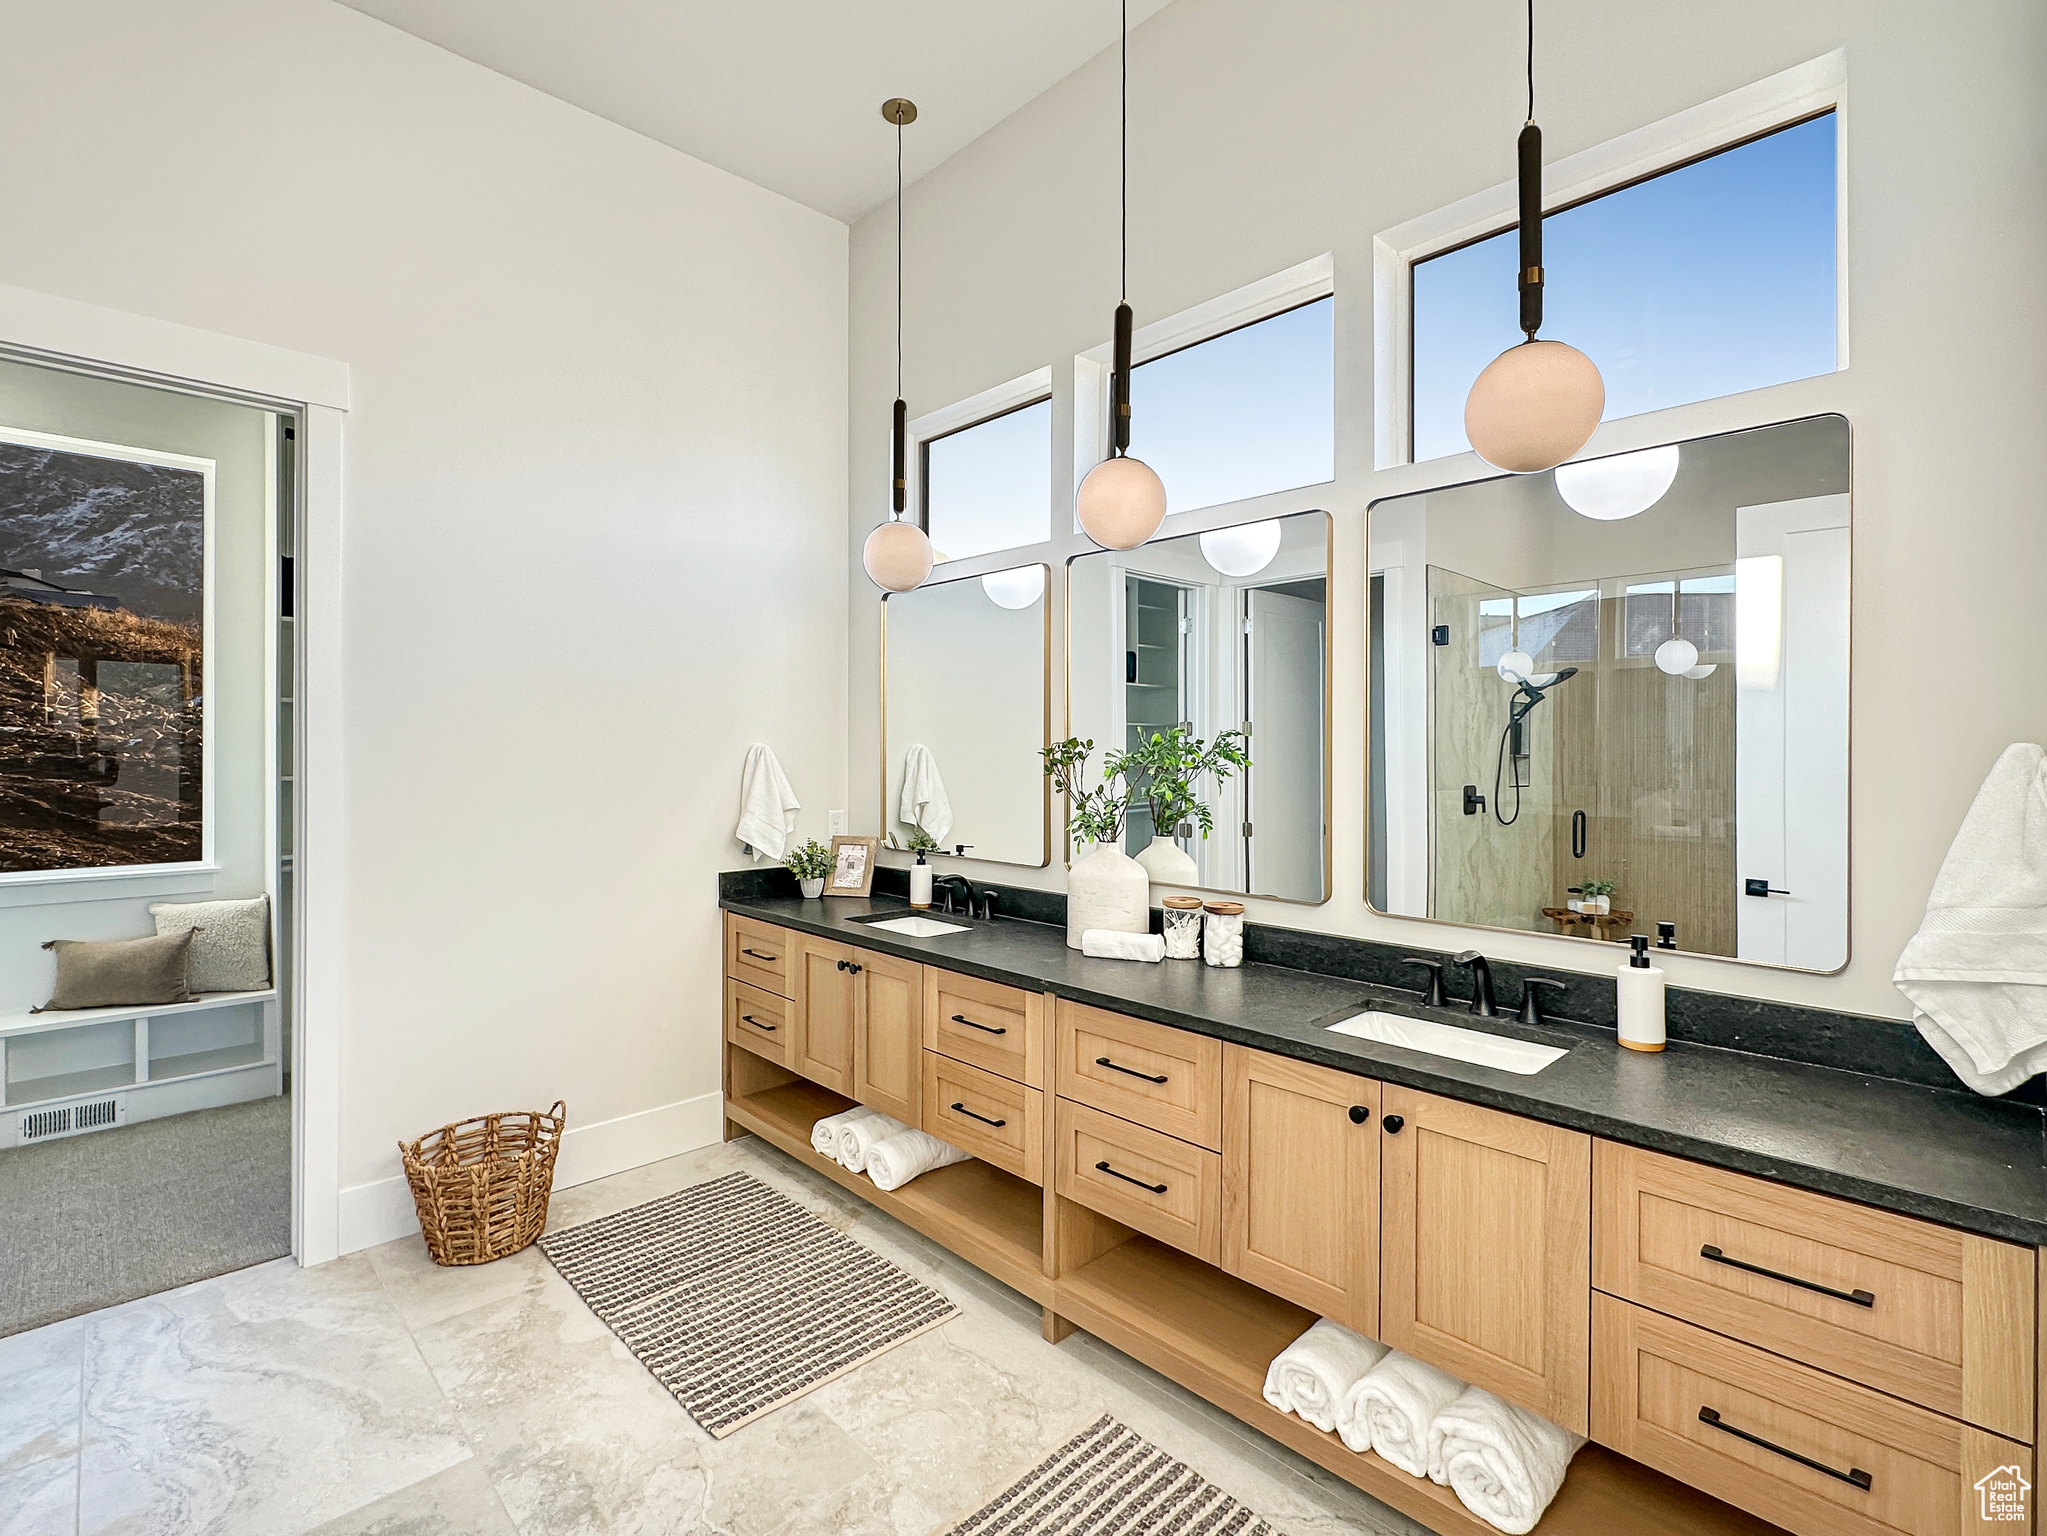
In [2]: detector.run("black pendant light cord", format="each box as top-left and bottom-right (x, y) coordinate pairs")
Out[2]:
(1516, 0), (1544, 340)
(890, 108), (909, 519)
(1120, 0), (1128, 305)
(1106, 0), (1133, 459)
(1526, 0), (1535, 123)
(896, 117), (905, 403)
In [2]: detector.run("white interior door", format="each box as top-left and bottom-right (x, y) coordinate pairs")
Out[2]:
(1735, 495), (1849, 969)
(1246, 587), (1325, 900)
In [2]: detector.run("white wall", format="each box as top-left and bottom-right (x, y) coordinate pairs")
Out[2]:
(847, 0), (2047, 1023)
(0, 0), (848, 1248)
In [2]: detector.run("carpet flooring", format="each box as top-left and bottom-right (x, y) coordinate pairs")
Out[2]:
(0, 1093), (291, 1337)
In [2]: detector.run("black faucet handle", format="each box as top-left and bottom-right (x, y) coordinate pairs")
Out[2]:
(1403, 957), (1448, 1008)
(1519, 977), (1568, 1025)
(1452, 948), (1485, 966)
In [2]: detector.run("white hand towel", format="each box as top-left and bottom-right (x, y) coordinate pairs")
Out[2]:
(1424, 1386), (1584, 1535)
(837, 1112), (910, 1173)
(811, 1106), (882, 1160)
(736, 744), (801, 863)
(1261, 1320), (1388, 1436)
(899, 745), (954, 848)
(864, 1129), (970, 1192)
(1081, 930), (1166, 963)
(1339, 1350), (1464, 1472)
(1894, 742), (2047, 1095)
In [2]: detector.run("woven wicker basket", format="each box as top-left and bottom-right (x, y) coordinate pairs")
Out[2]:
(399, 1101), (566, 1266)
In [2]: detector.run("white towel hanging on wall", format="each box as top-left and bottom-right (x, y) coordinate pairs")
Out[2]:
(1895, 741), (2047, 1095)
(899, 744), (953, 846)
(735, 744), (801, 862)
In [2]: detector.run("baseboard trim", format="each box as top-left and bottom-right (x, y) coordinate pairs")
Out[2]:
(336, 1090), (725, 1255)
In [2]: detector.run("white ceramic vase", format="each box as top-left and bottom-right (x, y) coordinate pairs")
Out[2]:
(1133, 833), (1199, 886)
(1067, 843), (1151, 950)
(800, 877), (825, 899)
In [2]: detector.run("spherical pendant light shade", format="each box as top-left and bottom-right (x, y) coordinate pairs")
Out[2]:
(863, 519), (934, 593)
(1555, 443), (1681, 521)
(1654, 637), (1700, 677)
(1076, 454), (1167, 550)
(981, 564), (1046, 609)
(1199, 520), (1283, 577)
(1465, 339), (1605, 474)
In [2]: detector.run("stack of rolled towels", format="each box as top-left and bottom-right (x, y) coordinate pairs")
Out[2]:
(1261, 1319), (1583, 1535)
(809, 1106), (969, 1193)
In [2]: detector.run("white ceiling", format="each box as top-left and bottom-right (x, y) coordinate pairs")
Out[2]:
(338, 0), (1177, 223)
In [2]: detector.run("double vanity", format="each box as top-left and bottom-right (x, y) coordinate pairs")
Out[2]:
(720, 877), (2044, 1536)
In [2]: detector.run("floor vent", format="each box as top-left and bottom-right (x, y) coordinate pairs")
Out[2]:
(14, 1094), (127, 1145)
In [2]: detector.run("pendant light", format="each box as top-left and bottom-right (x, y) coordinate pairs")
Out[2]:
(863, 98), (937, 593)
(1075, 0), (1167, 550)
(1464, 0), (1605, 474)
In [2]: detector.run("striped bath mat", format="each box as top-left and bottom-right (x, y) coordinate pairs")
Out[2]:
(539, 1170), (956, 1437)
(948, 1415), (1284, 1535)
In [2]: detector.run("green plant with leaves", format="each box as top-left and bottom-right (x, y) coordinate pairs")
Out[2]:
(1041, 737), (1132, 847)
(1578, 877), (1617, 899)
(785, 838), (835, 881)
(1120, 725), (1251, 841)
(904, 828), (941, 854)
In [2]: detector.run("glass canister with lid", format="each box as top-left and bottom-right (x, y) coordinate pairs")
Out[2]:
(1202, 901), (1246, 968)
(1161, 895), (1204, 959)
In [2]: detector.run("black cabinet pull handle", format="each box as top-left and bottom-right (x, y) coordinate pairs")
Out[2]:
(952, 1013), (1008, 1036)
(1700, 1245), (1874, 1308)
(1348, 1105), (1371, 1125)
(1571, 808), (1587, 859)
(1697, 1408), (1872, 1491)
(1095, 1160), (1168, 1194)
(950, 1101), (1007, 1128)
(1095, 1056), (1168, 1084)
(742, 948), (778, 961)
(847, 962), (862, 975)
(740, 1015), (777, 1032)
(1382, 1114), (1405, 1134)
(835, 959), (847, 971)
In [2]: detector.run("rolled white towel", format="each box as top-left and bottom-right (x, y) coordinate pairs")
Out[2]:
(1081, 929), (1166, 963)
(1339, 1350), (1463, 1472)
(864, 1129), (970, 1192)
(811, 1106), (882, 1159)
(1424, 1385), (1583, 1534)
(1261, 1320), (1388, 1435)
(837, 1112), (909, 1173)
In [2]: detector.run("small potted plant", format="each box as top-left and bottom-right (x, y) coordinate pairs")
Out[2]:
(786, 838), (834, 900)
(1042, 737), (1147, 950)
(1119, 725), (1251, 884)
(1578, 878), (1616, 915)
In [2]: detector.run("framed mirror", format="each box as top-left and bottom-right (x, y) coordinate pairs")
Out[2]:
(1368, 415), (1850, 972)
(881, 563), (1051, 866)
(1067, 510), (1331, 903)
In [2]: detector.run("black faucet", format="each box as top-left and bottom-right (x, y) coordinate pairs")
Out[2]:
(1453, 950), (1498, 1017)
(1404, 957), (1448, 1008)
(932, 874), (974, 915)
(1518, 977), (1567, 1025)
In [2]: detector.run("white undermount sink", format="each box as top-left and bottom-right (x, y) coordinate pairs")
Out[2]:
(859, 915), (973, 938)
(1325, 1010), (1569, 1076)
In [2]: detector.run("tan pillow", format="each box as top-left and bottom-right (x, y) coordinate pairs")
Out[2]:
(38, 930), (198, 1011)
(150, 895), (271, 992)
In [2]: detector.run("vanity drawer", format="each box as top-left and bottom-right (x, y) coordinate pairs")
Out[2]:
(1055, 1098), (1220, 1264)
(923, 1051), (1042, 1184)
(1055, 1001), (1221, 1150)
(925, 971), (1041, 1087)
(725, 979), (790, 1065)
(726, 915), (793, 997)
(1595, 1141), (2036, 1442)
(1594, 1295), (2032, 1536)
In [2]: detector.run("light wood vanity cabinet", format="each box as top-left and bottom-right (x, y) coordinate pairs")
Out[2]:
(1055, 1000), (1222, 1149)
(1221, 1046), (1381, 1336)
(926, 970), (1043, 1087)
(789, 933), (921, 1124)
(1380, 1085), (1593, 1434)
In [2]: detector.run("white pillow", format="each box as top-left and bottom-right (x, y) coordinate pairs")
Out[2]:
(149, 895), (272, 993)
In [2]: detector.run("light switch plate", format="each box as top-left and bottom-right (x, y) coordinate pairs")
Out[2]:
(828, 810), (847, 836)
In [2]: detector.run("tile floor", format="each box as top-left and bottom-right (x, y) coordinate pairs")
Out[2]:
(1, 1135), (1426, 1536)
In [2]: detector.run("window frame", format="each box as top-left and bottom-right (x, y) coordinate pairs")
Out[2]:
(1373, 49), (1848, 470)
(910, 365), (1055, 559)
(1072, 253), (1335, 520)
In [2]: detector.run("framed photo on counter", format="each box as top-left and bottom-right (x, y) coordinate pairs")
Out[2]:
(825, 835), (878, 897)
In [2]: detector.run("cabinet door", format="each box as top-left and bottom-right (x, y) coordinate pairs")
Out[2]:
(852, 948), (922, 1126)
(792, 934), (856, 1093)
(1221, 1046), (1380, 1335)
(1381, 1086), (1591, 1433)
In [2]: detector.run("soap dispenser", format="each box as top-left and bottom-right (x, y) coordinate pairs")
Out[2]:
(909, 848), (933, 910)
(1616, 935), (1666, 1052)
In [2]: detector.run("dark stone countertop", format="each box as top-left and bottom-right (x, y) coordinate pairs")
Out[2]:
(721, 891), (2047, 1248)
